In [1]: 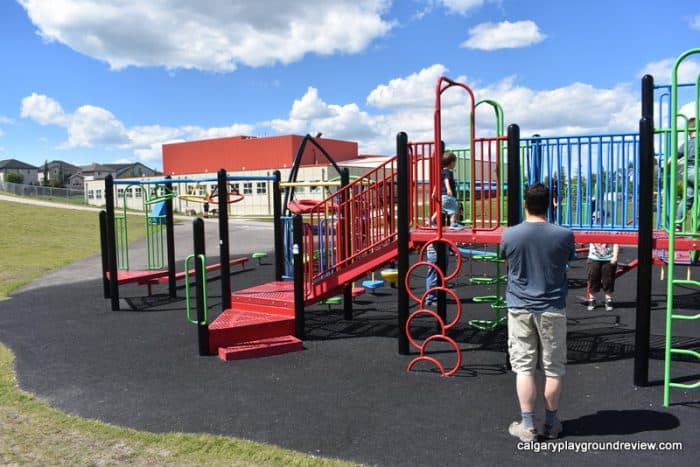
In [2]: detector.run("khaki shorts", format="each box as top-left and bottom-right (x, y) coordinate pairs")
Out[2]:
(508, 309), (567, 377)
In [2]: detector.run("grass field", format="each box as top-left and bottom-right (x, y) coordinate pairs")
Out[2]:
(0, 200), (351, 466)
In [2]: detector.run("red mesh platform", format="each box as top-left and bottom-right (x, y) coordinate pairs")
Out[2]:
(217, 335), (303, 361)
(208, 308), (295, 354)
(231, 281), (295, 309)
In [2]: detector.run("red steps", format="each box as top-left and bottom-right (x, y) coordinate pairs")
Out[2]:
(218, 335), (303, 361)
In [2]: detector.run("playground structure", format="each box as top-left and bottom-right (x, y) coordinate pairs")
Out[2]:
(99, 171), (281, 310)
(99, 49), (700, 406)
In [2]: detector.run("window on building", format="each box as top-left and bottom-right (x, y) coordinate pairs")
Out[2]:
(230, 183), (240, 194)
(310, 181), (321, 193)
(126, 188), (133, 198)
(117, 188), (124, 198)
(256, 182), (267, 194)
(135, 188), (142, 198)
(243, 182), (253, 195)
(95, 189), (102, 199)
(88, 190), (94, 199)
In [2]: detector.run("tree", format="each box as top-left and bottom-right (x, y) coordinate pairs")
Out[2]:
(42, 160), (49, 186)
(5, 172), (24, 184)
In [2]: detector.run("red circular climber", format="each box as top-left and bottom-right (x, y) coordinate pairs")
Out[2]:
(406, 335), (463, 376)
(418, 239), (463, 281)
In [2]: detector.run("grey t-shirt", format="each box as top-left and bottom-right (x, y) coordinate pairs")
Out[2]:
(501, 221), (576, 312)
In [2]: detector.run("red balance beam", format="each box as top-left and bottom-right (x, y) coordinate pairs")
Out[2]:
(140, 257), (249, 285)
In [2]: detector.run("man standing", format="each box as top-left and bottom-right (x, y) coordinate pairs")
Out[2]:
(501, 183), (575, 441)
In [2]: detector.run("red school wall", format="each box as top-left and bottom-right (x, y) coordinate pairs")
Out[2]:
(162, 135), (359, 175)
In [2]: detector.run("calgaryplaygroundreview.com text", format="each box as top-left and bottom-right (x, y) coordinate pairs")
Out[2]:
(517, 440), (683, 454)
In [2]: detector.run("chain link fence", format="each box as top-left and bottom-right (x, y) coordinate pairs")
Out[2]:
(0, 180), (85, 204)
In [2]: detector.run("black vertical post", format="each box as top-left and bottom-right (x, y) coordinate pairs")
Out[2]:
(635, 74), (654, 386)
(218, 169), (232, 311)
(165, 175), (177, 298)
(293, 214), (305, 339)
(99, 210), (110, 299)
(340, 168), (354, 321)
(272, 170), (284, 281)
(397, 132), (411, 355)
(507, 124), (522, 226)
(505, 124), (521, 370)
(105, 175), (120, 310)
(436, 243), (447, 328)
(193, 218), (210, 356)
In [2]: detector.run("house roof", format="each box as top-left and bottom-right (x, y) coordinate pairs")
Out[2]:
(80, 163), (114, 172)
(47, 160), (80, 170)
(0, 158), (38, 170)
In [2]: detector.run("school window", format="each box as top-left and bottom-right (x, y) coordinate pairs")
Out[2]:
(256, 182), (267, 194)
(117, 188), (124, 197)
(126, 188), (133, 198)
(230, 183), (240, 194)
(87, 190), (94, 199)
(95, 189), (102, 199)
(134, 188), (142, 198)
(243, 182), (253, 195)
(310, 181), (321, 193)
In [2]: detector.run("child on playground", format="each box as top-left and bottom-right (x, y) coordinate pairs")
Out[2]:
(431, 151), (463, 230)
(586, 243), (620, 311)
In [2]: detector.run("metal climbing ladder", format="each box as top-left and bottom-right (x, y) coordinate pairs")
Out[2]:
(662, 48), (700, 406)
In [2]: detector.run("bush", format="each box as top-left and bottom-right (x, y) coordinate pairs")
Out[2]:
(5, 172), (24, 184)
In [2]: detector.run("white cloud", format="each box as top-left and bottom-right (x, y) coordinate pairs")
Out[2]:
(690, 14), (700, 31)
(266, 87), (381, 149)
(0, 116), (13, 125)
(20, 94), (256, 163)
(367, 64), (448, 109)
(438, 0), (486, 15)
(461, 20), (546, 50)
(64, 105), (129, 148)
(21, 93), (67, 125)
(19, 65), (647, 166)
(18, 0), (392, 72)
(640, 57), (700, 83)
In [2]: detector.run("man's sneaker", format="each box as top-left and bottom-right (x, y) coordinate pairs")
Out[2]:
(543, 419), (563, 440)
(508, 421), (537, 442)
(586, 298), (596, 311)
(605, 299), (614, 312)
(448, 223), (464, 230)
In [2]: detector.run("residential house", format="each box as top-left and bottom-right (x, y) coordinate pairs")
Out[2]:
(38, 160), (80, 186)
(0, 158), (39, 184)
(104, 162), (160, 179)
(79, 163), (118, 181)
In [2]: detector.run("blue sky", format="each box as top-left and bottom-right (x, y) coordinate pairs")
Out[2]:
(0, 0), (699, 170)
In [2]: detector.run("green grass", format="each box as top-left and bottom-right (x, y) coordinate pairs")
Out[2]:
(0, 199), (355, 465)
(0, 189), (88, 206)
(0, 201), (146, 298)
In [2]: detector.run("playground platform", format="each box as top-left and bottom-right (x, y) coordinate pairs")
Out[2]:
(1, 248), (699, 466)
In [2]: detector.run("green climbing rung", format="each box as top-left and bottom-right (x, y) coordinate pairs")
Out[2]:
(468, 316), (507, 331)
(671, 312), (700, 320)
(671, 279), (700, 288)
(470, 277), (498, 285)
(670, 348), (700, 360)
(473, 295), (499, 303)
(472, 255), (504, 263)
(669, 380), (700, 389)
